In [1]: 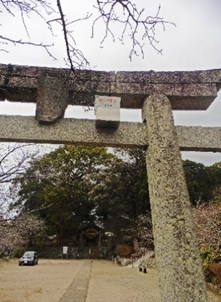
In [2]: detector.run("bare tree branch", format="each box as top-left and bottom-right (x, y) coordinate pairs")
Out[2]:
(92, 0), (174, 59)
(0, 143), (49, 217)
(0, 0), (57, 58)
(0, 35), (57, 59)
(0, 143), (38, 184)
(0, 0), (174, 68)
(56, 0), (91, 70)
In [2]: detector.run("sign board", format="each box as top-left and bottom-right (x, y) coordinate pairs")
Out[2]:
(95, 96), (121, 129)
(62, 246), (68, 254)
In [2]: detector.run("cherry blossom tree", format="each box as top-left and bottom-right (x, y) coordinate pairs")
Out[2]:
(0, 143), (46, 257)
(0, 214), (45, 257)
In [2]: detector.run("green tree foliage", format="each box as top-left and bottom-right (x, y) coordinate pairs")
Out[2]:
(89, 148), (150, 243)
(183, 160), (213, 205)
(12, 146), (150, 246)
(12, 145), (116, 244)
(207, 162), (221, 203)
(11, 144), (221, 250)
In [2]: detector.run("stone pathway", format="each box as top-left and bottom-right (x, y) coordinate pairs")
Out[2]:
(59, 260), (92, 302)
(0, 259), (220, 302)
(59, 260), (221, 302)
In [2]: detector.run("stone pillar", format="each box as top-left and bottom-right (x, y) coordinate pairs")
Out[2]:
(142, 94), (208, 302)
(36, 71), (69, 123)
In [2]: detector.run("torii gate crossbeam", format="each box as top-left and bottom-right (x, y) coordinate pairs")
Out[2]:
(0, 115), (221, 152)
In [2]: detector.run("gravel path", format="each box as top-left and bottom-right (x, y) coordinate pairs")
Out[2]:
(0, 259), (220, 302)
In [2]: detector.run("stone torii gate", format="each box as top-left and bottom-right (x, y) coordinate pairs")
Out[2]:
(1, 63), (221, 302)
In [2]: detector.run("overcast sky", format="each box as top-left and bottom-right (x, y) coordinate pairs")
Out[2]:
(1, 0), (221, 165)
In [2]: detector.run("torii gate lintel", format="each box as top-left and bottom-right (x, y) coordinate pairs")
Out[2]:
(0, 63), (221, 123)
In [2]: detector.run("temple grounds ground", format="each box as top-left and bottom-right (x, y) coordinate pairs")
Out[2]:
(0, 259), (220, 302)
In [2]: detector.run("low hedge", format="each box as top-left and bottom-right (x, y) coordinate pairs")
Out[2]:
(115, 244), (133, 258)
(205, 263), (221, 288)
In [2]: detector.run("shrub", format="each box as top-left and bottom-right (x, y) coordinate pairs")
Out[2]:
(200, 246), (221, 271)
(115, 244), (133, 257)
(205, 263), (221, 288)
(13, 247), (25, 258)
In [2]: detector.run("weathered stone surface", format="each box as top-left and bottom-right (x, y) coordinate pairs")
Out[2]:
(177, 126), (221, 151)
(36, 71), (69, 123)
(1, 115), (221, 152)
(143, 94), (208, 302)
(0, 63), (220, 112)
(0, 115), (147, 147)
(116, 69), (221, 84)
